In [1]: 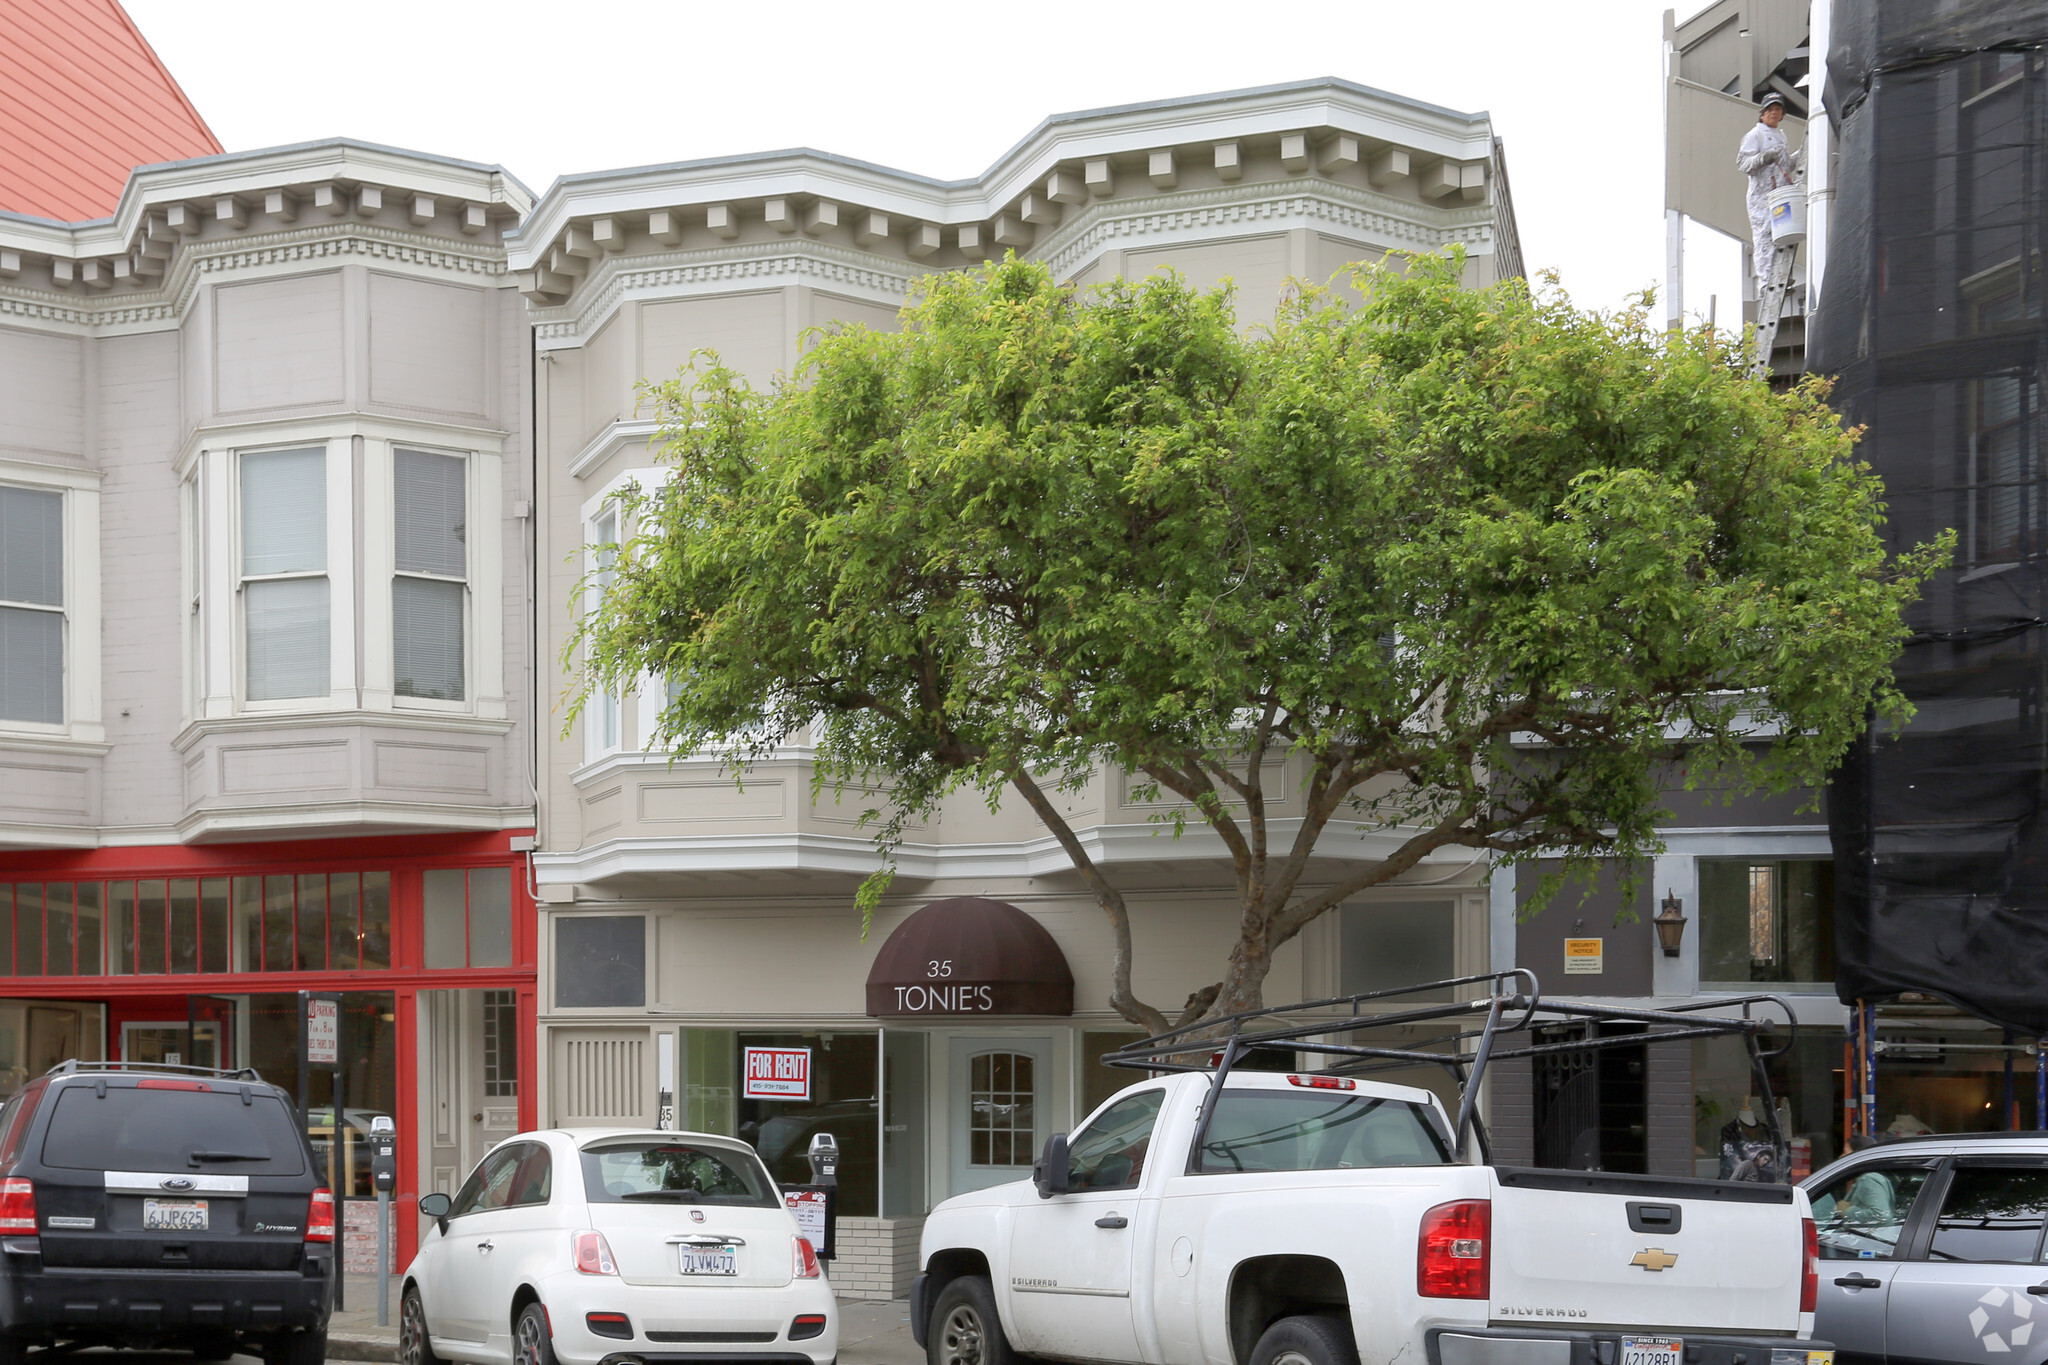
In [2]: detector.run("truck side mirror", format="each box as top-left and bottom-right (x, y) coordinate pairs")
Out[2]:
(418, 1191), (452, 1234)
(1033, 1134), (1071, 1199)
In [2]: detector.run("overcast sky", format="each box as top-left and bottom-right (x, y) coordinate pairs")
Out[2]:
(123, 0), (1744, 323)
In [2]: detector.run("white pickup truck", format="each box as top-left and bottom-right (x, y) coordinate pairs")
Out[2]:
(911, 1066), (1834, 1365)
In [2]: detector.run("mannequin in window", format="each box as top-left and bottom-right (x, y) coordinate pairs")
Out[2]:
(1719, 1095), (1784, 1182)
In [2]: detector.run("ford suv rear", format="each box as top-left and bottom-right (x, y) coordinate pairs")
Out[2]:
(0, 1061), (332, 1365)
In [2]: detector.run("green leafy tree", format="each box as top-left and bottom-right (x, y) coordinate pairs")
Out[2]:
(569, 250), (1945, 1035)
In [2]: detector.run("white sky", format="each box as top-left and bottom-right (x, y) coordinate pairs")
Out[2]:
(123, 0), (1745, 323)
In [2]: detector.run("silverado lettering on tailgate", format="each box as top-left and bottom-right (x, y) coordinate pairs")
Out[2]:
(1497, 1306), (1590, 1319)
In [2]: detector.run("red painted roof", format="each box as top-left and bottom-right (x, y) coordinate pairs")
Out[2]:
(0, 0), (221, 222)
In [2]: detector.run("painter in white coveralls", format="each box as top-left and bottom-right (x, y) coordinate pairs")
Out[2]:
(1736, 90), (1802, 286)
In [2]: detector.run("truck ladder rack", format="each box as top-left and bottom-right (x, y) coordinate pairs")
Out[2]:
(1102, 970), (1798, 1174)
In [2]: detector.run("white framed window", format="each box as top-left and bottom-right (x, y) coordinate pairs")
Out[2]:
(238, 446), (331, 703)
(182, 476), (202, 721)
(590, 506), (621, 754)
(180, 417), (505, 728)
(393, 448), (469, 703)
(0, 484), (65, 726)
(0, 462), (101, 745)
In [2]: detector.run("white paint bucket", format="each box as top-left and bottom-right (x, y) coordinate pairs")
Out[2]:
(1768, 185), (1807, 244)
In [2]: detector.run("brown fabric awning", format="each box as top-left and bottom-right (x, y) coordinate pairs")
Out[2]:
(865, 896), (1074, 1017)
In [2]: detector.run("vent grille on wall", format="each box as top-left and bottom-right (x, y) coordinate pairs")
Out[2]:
(555, 1030), (650, 1125)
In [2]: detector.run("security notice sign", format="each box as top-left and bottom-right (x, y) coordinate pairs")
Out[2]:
(1563, 938), (1605, 975)
(306, 997), (340, 1065)
(743, 1046), (811, 1100)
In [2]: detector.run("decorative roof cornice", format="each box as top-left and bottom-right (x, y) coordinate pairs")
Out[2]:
(529, 236), (930, 348)
(0, 218), (508, 335)
(506, 77), (1501, 271)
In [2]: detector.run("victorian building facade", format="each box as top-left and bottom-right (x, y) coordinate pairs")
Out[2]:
(515, 78), (1523, 1295)
(0, 132), (539, 1268)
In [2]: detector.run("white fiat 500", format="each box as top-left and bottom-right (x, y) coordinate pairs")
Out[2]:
(400, 1129), (835, 1365)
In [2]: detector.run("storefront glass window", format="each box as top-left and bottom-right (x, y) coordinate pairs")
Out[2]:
(1081, 1031), (1146, 1119)
(0, 871), (398, 978)
(683, 1027), (737, 1136)
(1699, 859), (1835, 986)
(734, 1030), (879, 1218)
(1693, 1029), (1844, 1182)
(882, 1030), (927, 1217)
(0, 999), (106, 1099)
(1341, 900), (1457, 1000)
(246, 991), (397, 1197)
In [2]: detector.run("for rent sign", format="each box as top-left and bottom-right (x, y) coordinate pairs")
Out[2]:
(742, 1046), (811, 1100)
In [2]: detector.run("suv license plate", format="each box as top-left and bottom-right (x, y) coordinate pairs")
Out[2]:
(142, 1198), (209, 1232)
(680, 1245), (738, 1276)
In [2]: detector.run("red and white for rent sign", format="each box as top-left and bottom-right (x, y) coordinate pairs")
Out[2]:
(742, 1046), (812, 1100)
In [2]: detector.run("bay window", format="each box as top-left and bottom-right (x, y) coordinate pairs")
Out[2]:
(0, 484), (64, 725)
(591, 507), (620, 752)
(394, 448), (467, 702)
(239, 447), (329, 702)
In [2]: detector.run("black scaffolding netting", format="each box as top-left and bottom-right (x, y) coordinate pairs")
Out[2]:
(1817, 0), (2048, 1035)
(1818, 0), (2048, 1031)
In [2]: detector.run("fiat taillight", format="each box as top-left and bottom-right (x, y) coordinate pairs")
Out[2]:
(574, 1229), (618, 1275)
(1417, 1199), (1490, 1299)
(793, 1235), (822, 1279)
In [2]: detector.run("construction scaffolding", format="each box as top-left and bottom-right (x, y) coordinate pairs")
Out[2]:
(1818, 1), (2048, 1060)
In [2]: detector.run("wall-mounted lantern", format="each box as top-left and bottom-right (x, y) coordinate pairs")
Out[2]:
(1654, 890), (1689, 958)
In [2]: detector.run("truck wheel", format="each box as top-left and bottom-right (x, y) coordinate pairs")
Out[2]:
(928, 1275), (1016, 1365)
(1250, 1315), (1360, 1365)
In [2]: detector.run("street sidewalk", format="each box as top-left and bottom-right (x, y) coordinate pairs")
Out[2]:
(325, 1276), (919, 1365)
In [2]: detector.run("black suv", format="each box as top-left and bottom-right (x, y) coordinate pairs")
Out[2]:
(0, 1061), (332, 1365)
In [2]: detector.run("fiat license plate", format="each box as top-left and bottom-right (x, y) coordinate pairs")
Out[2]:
(680, 1244), (738, 1276)
(142, 1198), (209, 1232)
(1621, 1338), (1682, 1365)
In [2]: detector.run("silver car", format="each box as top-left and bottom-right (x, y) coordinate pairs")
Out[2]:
(1803, 1134), (2048, 1365)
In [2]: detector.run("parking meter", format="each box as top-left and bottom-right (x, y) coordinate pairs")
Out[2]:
(370, 1115), (397, 1193)
(370, 1115), (396, 1327)
(807, 1132), (838, 1186)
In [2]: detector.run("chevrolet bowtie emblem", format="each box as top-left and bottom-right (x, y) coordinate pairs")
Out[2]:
(1631, 1248), (1679, 1272)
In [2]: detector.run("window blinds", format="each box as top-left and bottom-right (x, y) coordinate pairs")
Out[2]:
(0, 486), (63, 724)
(241, 449), (328, 701)
(395, 450), (465, 576)
(240, 448), (325, 575)
(394, 577), (464, 700)
(245, 577), (330, 701)
(394, 449), (466, 700)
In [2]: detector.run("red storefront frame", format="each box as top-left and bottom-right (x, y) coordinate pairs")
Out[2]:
(0, 829), (537, 1265)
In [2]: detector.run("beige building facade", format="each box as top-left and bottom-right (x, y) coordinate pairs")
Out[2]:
(517, 79), (1522, 1296)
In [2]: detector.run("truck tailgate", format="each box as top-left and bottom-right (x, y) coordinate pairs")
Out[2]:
(1488, 1168), (1805, 1331)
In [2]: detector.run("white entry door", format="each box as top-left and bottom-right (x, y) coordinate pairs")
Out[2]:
(423, 989), (522, 1198)
(947, 1036), (1053, 1197)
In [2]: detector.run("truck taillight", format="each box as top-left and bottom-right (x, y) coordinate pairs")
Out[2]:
(306, 1188), (335, 1243)
(0, 1178), (35, 1233)
(574, 1230), (618, 1276)
(793, 1235), (822, 1279)
(1417, 1199), (1489, 1299)
(1800, 1216), (1818, 1313)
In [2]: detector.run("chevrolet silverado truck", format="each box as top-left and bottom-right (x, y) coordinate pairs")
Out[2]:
(911, 977), (1834, 1365)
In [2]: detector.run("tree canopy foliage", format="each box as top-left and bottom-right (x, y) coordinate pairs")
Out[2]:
(570, 249), (1944, 1033)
